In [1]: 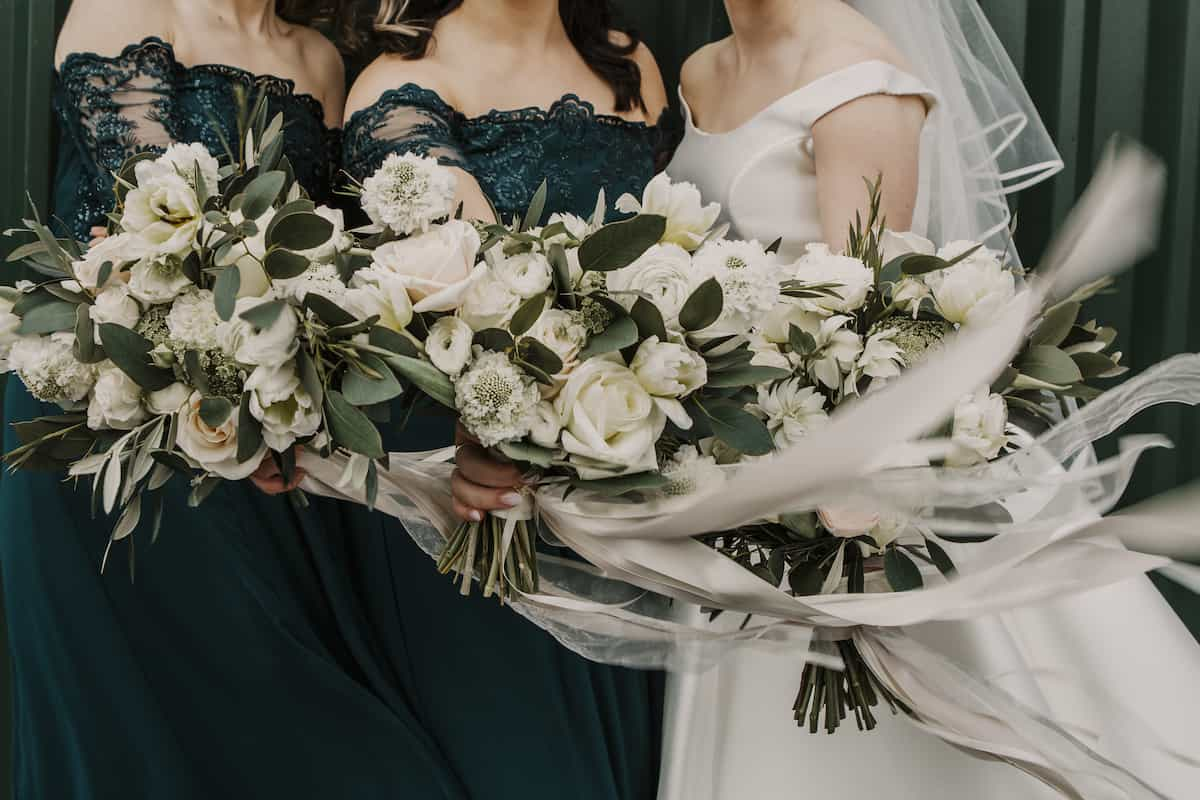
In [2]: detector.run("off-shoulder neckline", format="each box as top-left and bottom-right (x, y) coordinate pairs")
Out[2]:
(345, 82), (662, 134)
(56, 35), (330, 126)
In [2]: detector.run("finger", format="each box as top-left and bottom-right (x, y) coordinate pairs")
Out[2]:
(253, 459), (281, 480)
(250, 475), (290, 495)
(452, 499), (484, 523)
(280, 468), (306, 493)
(89, 226), (107, 239)
(455, 422), (479, 446)
(455, 444), (524, 489)
(451, 470), (524, 512)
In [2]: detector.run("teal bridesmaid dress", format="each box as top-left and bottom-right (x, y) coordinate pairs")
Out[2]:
(342, 84), (666, 800)
(1, 39), (466, 799)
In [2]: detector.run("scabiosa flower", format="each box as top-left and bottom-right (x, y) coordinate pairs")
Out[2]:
(660, 445), (724, 497)
(454, 348), (541, 447)
(360, 152), (457, 236)
(8, 333), (98, 409)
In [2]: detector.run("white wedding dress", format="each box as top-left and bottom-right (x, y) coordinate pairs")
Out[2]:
(659, 60), (1200, 800)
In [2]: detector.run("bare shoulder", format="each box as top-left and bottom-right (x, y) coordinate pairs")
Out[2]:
(796, 2), (913, 86)
(679, 38), (726, 99)
(55, 0), (171, 67)
(345, 53), (458, 120)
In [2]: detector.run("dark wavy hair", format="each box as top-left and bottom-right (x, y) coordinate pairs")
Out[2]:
(370, 0), (646, 112)
(276, 0), (362, 51)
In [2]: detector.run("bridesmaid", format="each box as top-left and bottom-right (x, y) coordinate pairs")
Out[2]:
(341, 1), (669, 798)
(1, 1), (463, 797)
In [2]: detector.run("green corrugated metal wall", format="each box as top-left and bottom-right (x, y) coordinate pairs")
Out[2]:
(0, 0), (1197, 790)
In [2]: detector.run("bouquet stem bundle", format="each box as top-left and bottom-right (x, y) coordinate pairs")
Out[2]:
(438, 514), (539, 602)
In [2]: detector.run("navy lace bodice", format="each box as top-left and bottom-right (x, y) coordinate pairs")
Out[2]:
(53, 36), (337, 240)
(342, 83), (663, 222)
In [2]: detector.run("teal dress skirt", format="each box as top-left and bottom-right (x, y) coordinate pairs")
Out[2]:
(1, 39), (464, 798)
(340, 85), (666, 799)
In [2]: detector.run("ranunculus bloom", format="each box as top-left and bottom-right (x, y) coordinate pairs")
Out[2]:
(425, 316), (474, 376)
(605, 243), (695, 326)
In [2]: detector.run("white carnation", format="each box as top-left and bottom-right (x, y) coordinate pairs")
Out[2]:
(87, 366), (148, 431)
(166, 289), (222, 351)
(0, 292), (21, 372)
(615, 173), (720, 251)
(361, 152), (457, 235)
(9, 333), (97, 409)
(454, 348), (541, 447)
(693, 239), (780, 334)
(793, 243), (873, 315)
(752, 378), (829, 449)
(156, 142), (221, 194)
(245, 360), (322, 452)
(273, 263), (348, 305)
(91, 284), (141, 332)
(426, 316), (474, 376)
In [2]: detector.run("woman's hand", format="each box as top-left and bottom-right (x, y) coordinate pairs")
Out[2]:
(88, 226), (107, 248)
(249, 450), (306, 495)
(452, 423), (526, 522)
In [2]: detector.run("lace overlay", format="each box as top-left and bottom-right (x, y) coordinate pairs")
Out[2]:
(54, 37), (336, 240)
(343, 83), (662, 222)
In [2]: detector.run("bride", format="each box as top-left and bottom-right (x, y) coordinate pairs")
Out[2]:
(661, 1), (1200, 797)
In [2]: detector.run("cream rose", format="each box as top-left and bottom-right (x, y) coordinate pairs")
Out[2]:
(458, 268), (522, 330)
(425, 315), (474, 376)
(86, 366), (148, 431)
(630, 337), (707, 399)
(615, 173), (721, 251)
(371, 220), (482, 312)
(554, 357), (665, 478)
(176, 391), (266, 480)
(245, 361), (322, 451)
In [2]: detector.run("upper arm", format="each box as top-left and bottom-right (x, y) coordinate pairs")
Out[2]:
(811, 92), (927, 248)
(55, 0), (170, 66)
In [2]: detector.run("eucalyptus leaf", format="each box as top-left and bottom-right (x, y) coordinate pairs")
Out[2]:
(569, 472), (669, 497)
(303, 293), (356, 327)
(577, 214), (666, 272)
(99, 323), (174, 391)
(521, 180), (548, 232)
(630, 297), (667, 342)
(497, 440), (556, 468)
(547, 243), (576, 308)
(788, 563), (824, 596)
(706, 365), (792, 389)
(183, 350), (212, 396)
(151, 450), (193, 476)
(342, 354), (404, 406)
(384, 355), (457, 409)
(325, 391), (385, 458)
(213, 266), (241, 321)
(73, 303), (95, 362)
(788, 324), (817, 356)
(239, 170), (286, 221)
(17, 299), (78, 335)
(702, 399), (774, 456)
(510, 294), (546, 337)
(678, 277), (723, 332)
(926, 539), (956, 577)
(238, 299), (287, 330)
(268, 211), (333, 251)
(369, 326), (419, 357)
(297, 348), (324, 408)
(236, 392), (263, 463)
(517, 337), (563, 378)
(1018, 345), (1083, 386)
(188, 476), (223, 508)
(264, 248), (311, 279)
(1031, 302), (1081, 348)
(884, 548), (924, 591)
(198, 397), (234, 428)
(474, 328), (515, 352)
(579, 316), (639, 359)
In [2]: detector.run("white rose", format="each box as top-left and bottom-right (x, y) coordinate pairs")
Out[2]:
(155, 142), (221, 194)
(615, 173), (720, 251)
(91, 284), (141, 332)
(527, 309), (587, 377)
(370, 220), (482, 312)
(554, 357), (665, 478)
(458, 268), (522, 330)
(128, 256), (194, 304)
(0, 292), (21, 372)
(166, 289), (222, 351)
(605, 244), (694, 325)
(878, 230), (935, 264)
(220, 296), (299, 366)
(121, 164), (202, 258)
(925, 242), (1016, 327)
(145, 382), (192, 415)
(298, 206), (352, 264)
(793, 243), (873, 315)
(630, 337), (706, 399)
(245, 361), (322, 451)
(426, 315), (474, 375)
(87, 366), (148, 431)
(493, 250), (553, 299)
(529, 400), (563, 449)
(947, 388), (1009, 466)
(751, 378), (829, 449)
(176, 391), (266, 480)
(345, 267), (415, 333)
(360, 152), (458, 235)
(72, 233), (136, 289)
(8, 333), (97, 409)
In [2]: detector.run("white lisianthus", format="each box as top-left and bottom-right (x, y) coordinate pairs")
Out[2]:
(925, 241), (1016, 327)
(72, 232), (136, 290)
(361, 152), (457, 235)
(947, 389), (1010, 466)
(528, 400), (564, 449)
(630, 336), (707, 399)
(605, 243), (695, 325)
(454, 348), (541, 447)
(121, 162), (203, 258)
(458, 268), (522, 330)
(878, 230), (935, 264)
(344, 267), (415, 333)
(853, 328), (906, 387)
(615, 173), (720, 251)
(370, 220), (482, 312)
(797, 314), (864, 392)
(155, 142), (221, 194)
(0, 292), (21, 372)
(145, 382), (192, 415)
(220, 296), (299, 367)
(660, 445), (724, 497)
(166, 288), (222, 351)
(8, 333), (97, 409)
(527, 309), (587, 378)
(693, 239), (780, 334)
(86, 366), (148, 431)
(493, 251), (553, 299)
(90, 284), (141, 332)
(298, 206), (353, 264)
(554, 357), (665, 478)
(752, 378), (829, 449)
(128, 255), (193, 304)
(245, 361), (322, 451)
(425, 316), (474, 376)
(176, 391), (266, 480)
(793, 243), (873, 315)
(273, 263), (348, 305)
